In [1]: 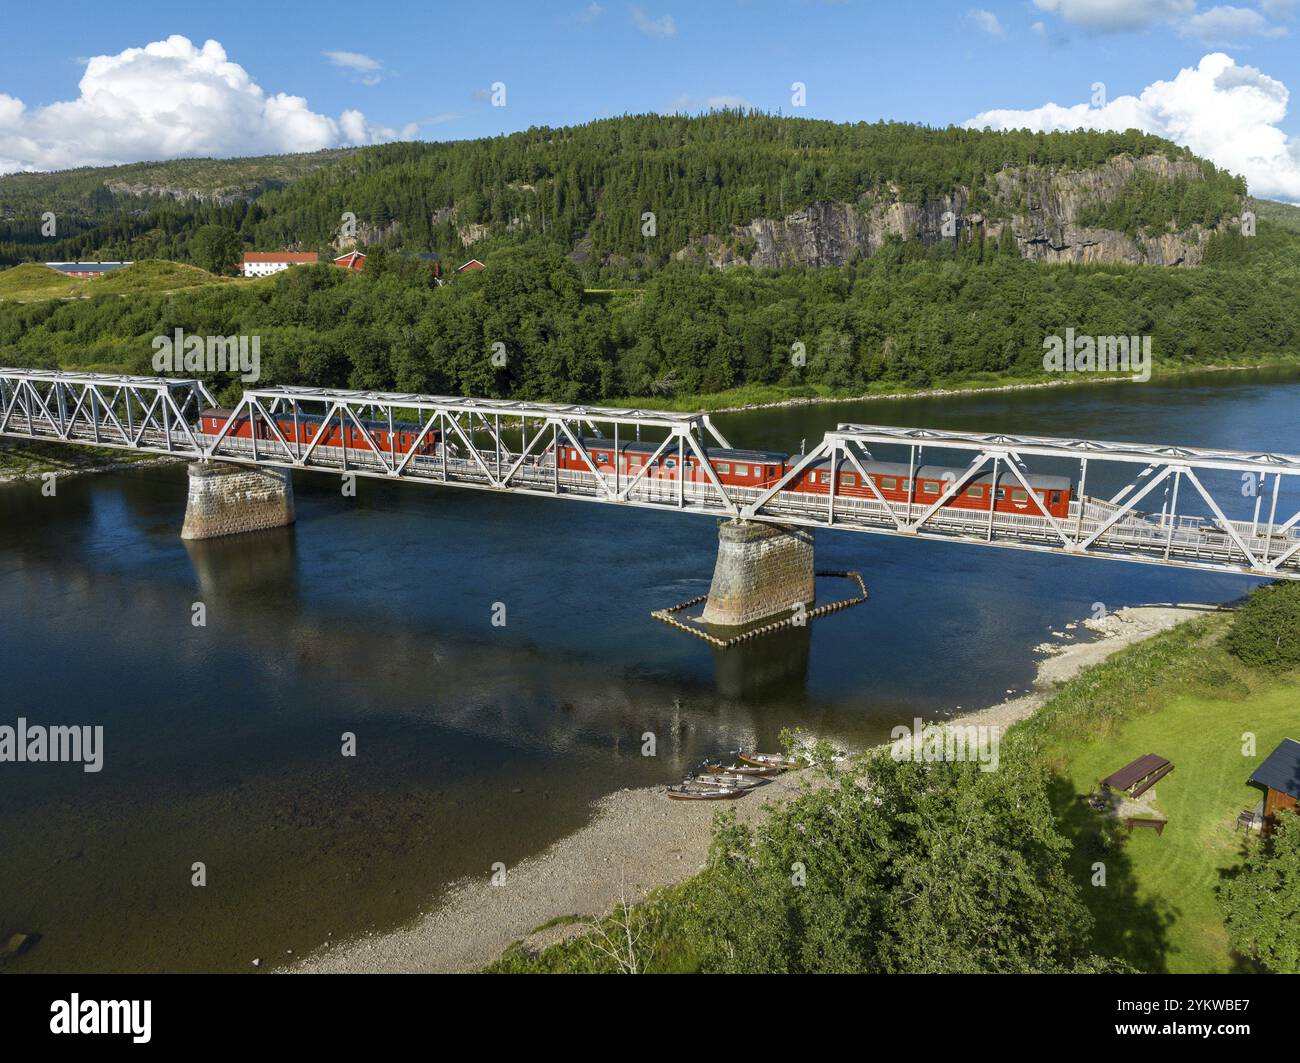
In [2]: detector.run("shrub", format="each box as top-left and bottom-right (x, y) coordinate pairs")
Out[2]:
(1219, 811), (1300, 973)
(1224, 582), (1300, 670)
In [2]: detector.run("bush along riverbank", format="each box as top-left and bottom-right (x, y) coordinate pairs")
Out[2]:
(485, 586), (1300, 973)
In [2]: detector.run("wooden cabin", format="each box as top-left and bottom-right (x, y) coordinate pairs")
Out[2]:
(1248, 738), (1300, 834)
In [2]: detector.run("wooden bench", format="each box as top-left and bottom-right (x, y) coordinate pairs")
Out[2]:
(1124, 817), (1166, 835)
(1128, 762), (1174, 799)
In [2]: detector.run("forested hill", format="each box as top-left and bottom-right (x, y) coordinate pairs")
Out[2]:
(0, 112), (1249, 277)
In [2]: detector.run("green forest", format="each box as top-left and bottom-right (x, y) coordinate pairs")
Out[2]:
(2, 219), (1296, 409)
(0, 113), (1245, 279)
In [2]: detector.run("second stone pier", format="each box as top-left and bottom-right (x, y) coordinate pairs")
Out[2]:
(181, 461), (296, 541)
(700, 519), (815, 628)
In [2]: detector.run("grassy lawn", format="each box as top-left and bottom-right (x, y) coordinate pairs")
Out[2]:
(1054, 684), (1297, 973)
(0, 259), (242, 302)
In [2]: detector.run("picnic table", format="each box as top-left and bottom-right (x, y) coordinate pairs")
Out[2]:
(1102, 754), (1174, 799)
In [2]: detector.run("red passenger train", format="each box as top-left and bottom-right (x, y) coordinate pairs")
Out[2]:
(197, 409), (441, 457)
(555, 438), (1073, 518)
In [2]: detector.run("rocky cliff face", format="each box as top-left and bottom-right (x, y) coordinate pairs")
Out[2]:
(103, 179), (290, 207)
(676, 155), (1238, 269)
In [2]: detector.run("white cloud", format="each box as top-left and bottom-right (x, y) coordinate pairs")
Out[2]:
(662, 93), (749, 114)
(1259, 0), (1297, 14)
(1179, 5), (1288, 44)
(576, 2), (605, 22)
(965, 8), (1007, 37)
(1031, 0), (1195, 32)
(630, 5), (677, 38)
(324, 50), (386, 86)
(0, 36), (408, 174)
(965, 52), (1300, 202)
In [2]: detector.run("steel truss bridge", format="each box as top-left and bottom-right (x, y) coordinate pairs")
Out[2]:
(3, 367), (1300, 581)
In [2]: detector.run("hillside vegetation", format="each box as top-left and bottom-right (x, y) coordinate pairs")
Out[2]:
(1, 217), (1297, 407)
(0, 114), (1245, 279)
(0, 260), (235, 302)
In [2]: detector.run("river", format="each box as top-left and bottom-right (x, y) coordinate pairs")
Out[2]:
(1, 367), (1295, 971)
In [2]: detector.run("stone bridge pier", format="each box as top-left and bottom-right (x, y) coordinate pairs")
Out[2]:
(700, 519), (815, 628)
(181, 461), (296, 541)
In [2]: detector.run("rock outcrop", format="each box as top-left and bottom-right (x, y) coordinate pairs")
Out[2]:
(675, 154), (1237, 270)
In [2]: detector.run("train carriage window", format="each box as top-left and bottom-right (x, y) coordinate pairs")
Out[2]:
(716, 462), (731, 474)
(881, 477), (897, 491)
(996, 488), (1007, 500)
(967, 486), (985, 499)
(735, 464), (750, 477)
(1011, 488), (1028, 502)
(629, 454), (644, 466)
(923, 481), (939, 495)
(843, 474), (857, 486)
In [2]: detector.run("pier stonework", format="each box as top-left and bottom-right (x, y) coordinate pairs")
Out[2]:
(700, 519), (815, 628)
(181, 461), (295, 541)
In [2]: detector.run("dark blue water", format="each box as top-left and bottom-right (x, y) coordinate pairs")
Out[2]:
(0, 368), (1295, 971)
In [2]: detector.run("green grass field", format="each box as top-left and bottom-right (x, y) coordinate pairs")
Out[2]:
(0, 259), (241, 302)
(1054, 683), (1296, 972)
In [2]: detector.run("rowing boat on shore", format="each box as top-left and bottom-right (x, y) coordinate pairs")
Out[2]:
(701, 760), (781, 777)
(737, 751), (801, 771)
(666, 782), (747, 801)
(692, 772), (763, 789)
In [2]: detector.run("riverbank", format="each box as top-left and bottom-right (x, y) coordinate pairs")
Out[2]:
(616, 359), (1300, 415)
(293, 601), (1216, 974)
(0, 440), (180, 485)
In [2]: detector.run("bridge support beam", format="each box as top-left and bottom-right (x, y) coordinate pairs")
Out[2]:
(181, 462), (295, 541)
(700, 520), (815, 628)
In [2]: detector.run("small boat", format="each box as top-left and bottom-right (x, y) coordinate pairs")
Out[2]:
(737, 751), (801, 771)
(666, 782), (747, 801)
(701, 760), (781, 778)
(692, 772), (763, 789)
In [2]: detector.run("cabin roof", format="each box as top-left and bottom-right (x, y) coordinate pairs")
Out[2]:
(1250, 738), (1300, 799)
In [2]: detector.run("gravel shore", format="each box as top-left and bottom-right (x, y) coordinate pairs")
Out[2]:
(293, 602), (1217, 974)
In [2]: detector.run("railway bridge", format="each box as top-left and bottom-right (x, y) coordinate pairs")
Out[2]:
(3, 368), (1299, 629)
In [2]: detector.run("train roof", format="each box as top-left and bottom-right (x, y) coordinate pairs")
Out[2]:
(575, 437), (787, 463)
(917, 464), (1072, 491)
(791, 457), (915, 477)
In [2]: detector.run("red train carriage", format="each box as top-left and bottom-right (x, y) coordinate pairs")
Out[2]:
(785, 457), (1072, 518)
(553, 437), (1072, 517)
(555, 438), (787, 486)
(197, 409), (440, 457)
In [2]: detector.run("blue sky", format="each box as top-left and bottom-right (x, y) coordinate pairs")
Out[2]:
(2, 0), (1299, 198)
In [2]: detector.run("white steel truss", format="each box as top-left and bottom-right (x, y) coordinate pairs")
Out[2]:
(0, 369), (217, 454)
(2, 369), (1298, 580)
(739, 423), (1300, 579)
